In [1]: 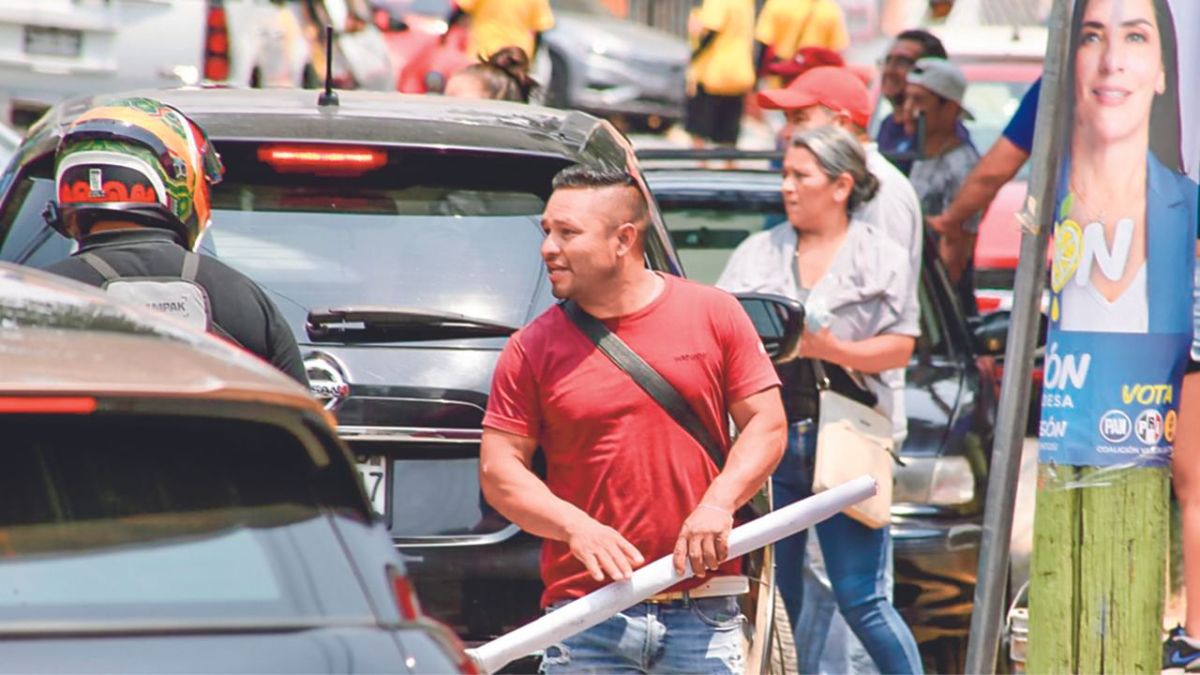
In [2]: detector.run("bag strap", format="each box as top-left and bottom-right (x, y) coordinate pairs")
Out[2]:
(181, 250), (201, 282)
(561, 300), (728, 471)
(79, 252), (121, 281)
(811, 358), (831, 391)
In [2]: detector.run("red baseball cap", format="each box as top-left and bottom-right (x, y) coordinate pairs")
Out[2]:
(757, 66), (872, 129)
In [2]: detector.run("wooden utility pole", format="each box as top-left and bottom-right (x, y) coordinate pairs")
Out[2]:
(1029, 466), (1169, 672)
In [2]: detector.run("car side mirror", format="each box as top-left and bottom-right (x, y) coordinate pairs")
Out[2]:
(735, 293), (805, 364)
(970, 310), (1011, 356)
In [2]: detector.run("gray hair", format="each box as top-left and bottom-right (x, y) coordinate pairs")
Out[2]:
(790, 125), (880, 214)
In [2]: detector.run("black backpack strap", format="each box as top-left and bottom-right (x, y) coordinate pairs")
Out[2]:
(79, 252), (121, 281)
(561, 300), (728, 471)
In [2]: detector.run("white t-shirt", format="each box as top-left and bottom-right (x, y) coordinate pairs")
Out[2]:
(857, 145), (923, 442)
(858, 144), (924, 270)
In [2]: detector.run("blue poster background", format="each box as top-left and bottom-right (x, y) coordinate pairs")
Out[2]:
(1038, 332), (1189, 468)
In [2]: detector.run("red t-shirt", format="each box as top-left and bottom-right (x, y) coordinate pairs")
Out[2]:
(483, 274), (781, 607)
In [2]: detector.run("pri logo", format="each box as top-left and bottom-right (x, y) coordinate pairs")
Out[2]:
(1135, 409), (1165, 445)
(1099, 410), (1132, 444)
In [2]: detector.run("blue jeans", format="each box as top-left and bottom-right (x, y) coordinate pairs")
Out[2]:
(773, 421), (924, 674)
(539, 596), (745, 674)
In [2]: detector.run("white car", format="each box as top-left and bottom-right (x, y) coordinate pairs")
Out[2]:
(0, 0), (394, 128)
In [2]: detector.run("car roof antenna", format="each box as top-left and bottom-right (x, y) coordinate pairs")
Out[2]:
(318, 25), (339, 108)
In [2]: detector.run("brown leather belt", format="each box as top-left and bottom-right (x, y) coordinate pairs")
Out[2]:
(644, 575), (750, 604)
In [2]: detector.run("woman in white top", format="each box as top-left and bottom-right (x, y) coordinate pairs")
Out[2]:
(718, 125), (923, 673)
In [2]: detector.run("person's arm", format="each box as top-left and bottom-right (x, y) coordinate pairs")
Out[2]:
(938, 232), (977, 284)
(480, 429), (645, 581)
(800, 331), (916, 374)
(927, 137), (1030, 238)
(672, 387), (786, 576)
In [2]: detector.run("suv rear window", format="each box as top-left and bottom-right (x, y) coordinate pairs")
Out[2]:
(200, 144), (567, 338)
(0, 414), (371, 626)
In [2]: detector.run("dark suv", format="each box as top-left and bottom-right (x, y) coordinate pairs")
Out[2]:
(0, 89), (725, 655)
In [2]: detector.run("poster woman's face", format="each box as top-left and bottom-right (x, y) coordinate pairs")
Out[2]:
(1074, 0), (1166, 145)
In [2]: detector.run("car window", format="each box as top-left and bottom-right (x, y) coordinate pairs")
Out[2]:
(0, 172), (73, 268)
(196, 143), (568, 338)
(872, 78), (1034, 180)
(659, 208), (767, 285)
(0, 415), (373, 626)
(917, 272), (950, 358)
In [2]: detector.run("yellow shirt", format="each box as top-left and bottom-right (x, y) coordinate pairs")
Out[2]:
(691, 0), (756, 96)
(754, 0), (849, 60)
(458, 0), (555, 61)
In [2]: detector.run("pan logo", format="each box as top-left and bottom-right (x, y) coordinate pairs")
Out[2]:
(1135, 409), (1164, 445)
(1099, 410), (1132, 444)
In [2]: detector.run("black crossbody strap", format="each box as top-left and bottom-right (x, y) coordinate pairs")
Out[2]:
(561, 300), (727, 471)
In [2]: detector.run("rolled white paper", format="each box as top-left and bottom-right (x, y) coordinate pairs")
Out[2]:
(467, 475), (877, 673)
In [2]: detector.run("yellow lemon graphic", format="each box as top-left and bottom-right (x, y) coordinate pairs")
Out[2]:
(1052, 219), (1083, 292)
(1167, 409), (1179, 444)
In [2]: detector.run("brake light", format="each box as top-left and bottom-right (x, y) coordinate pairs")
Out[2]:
(0, 397), (96, 414)
(388, 565), (422, 621)
(976, 296), (1003, 313)
(257, 145), (388, 175)
(204, 0), (231, 81)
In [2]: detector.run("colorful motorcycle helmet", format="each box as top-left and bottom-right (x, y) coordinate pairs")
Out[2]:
(46, 97), (224, 250)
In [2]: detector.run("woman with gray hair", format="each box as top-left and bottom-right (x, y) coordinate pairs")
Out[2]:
(717, 124), (923, 673)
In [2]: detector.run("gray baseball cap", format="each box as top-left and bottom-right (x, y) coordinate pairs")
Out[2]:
(906, 57), (974, 120)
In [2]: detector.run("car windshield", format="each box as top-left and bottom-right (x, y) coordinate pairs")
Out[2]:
(0, 415), (371, 628)
(873, 77), (1035, 180)
(199, 144), (564, 342)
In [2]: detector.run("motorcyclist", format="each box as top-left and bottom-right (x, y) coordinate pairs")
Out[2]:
(42, 96), (307, 384)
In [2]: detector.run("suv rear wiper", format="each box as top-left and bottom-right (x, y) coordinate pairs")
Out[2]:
(306, 306), (518, 342)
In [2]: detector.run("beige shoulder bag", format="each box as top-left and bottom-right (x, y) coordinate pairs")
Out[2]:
(810, 360), (897, 529)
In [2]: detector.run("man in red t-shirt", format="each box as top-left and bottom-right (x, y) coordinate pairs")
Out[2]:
(480, 165), (786, 673)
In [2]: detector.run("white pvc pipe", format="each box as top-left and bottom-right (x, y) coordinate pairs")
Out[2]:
(467, 475), (877, 674)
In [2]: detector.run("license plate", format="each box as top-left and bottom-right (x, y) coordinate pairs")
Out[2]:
(24, 26), (82, 58)
(356, 455), (388, 517)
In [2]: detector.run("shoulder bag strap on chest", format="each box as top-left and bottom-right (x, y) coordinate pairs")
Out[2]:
(79, 252), (121, 281)
(561, 300), (727, 471)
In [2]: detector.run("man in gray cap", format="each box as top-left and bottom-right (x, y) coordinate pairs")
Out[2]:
(905, 56), (981, 313)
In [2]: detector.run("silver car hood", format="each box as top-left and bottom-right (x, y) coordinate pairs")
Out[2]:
(548, 12), (688, 64)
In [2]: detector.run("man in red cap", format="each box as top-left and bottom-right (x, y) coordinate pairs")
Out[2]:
(759, 66), (922, 269)
(757, 66), (921, 675)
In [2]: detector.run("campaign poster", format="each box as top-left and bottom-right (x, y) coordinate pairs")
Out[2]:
(1037, 0), (1198, 468)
